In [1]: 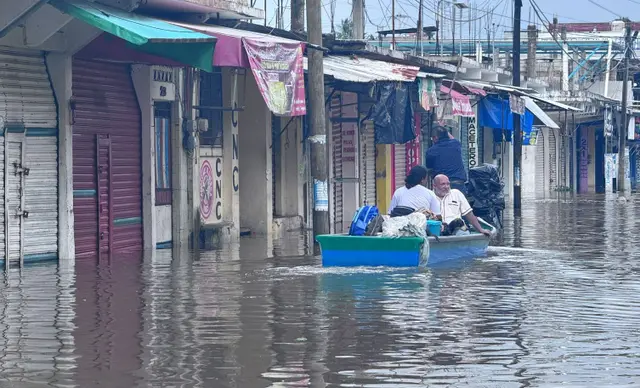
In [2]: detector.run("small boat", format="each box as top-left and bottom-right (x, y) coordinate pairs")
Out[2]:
(316, 219), (495, 267)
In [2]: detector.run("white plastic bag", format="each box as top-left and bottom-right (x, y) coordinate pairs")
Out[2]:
(381, 212), (428, 238)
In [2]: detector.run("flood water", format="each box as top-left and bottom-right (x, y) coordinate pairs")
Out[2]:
(1, 195), (640, 387)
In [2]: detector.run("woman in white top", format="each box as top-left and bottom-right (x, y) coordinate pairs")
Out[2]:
(388, 165), (441, 217)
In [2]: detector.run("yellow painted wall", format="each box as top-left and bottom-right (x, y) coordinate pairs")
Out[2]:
(375, 144), (393, 214)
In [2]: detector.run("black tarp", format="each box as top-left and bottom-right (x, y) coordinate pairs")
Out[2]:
(363, 82), (416, 144)
(466, 164), (505, 228)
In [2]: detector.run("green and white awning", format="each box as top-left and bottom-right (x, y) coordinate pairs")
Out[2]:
(52, 0), (216, 71)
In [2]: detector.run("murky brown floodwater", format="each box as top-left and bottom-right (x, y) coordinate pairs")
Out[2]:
(1, 194), (640, 387)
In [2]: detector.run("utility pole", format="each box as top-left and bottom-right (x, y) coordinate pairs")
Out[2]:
(353, 0), (364, 39)
(604, 39), (613, 98)
(526, 24), (537, 80)
(452, 4), (456, 55)
(618, 21), (632, 194)
(291, 0), (305, 33)
(513, 0), (523, 214)
(306, 0), (329, 238)
(417, 0), (423, 56)
(391, 0), (396, 49)
(435, 0), (441, 55)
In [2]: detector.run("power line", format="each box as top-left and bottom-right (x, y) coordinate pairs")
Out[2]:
(587, 0), (622, 19)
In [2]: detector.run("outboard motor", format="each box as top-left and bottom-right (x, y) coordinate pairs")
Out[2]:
(465, 164), (505, 229)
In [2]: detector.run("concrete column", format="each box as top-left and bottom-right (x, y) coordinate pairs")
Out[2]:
(46, 53), (74, 264)
(238, 73), (272, 236)
(131, 65), (156, 251)
(172, 69), (190, 248)
(526, 25), (538, 80)
(222, 68), (240, 241)
(561, 27), (569, 92)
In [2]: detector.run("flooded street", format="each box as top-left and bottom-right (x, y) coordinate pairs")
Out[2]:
(1, 196), (640, 387)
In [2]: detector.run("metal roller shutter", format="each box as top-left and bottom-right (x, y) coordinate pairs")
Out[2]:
(536, 130), (546, 192)
(394, 144), (406, 190)
(460, 117), (469, 170)
(330, 92), (343, 233)
(477, 125), (484, 168)
(559, 135), (567, 188)
(0, 49), (58, 264)
(549, 129), (557, 190)
(360, 121), (376, 206)
(73, 59), (143, 258)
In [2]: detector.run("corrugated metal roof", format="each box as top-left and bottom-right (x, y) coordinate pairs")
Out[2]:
(455, 80), (583, 112)
(303, 55), (420, 82)
(525, 97), (560, 129)
(169, 21), (299, 43)
(529, 95), (582, 112)
(418, 71), (446, 78)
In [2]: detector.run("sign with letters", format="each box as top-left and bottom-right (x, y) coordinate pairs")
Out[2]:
(200, 157), (224, 224)
(467, 116), (478, 168)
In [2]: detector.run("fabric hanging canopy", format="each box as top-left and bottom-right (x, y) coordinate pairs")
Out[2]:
(478, 96), (534, 132)
(168, 21), (307, 116)
(440, 85), (474, 117)
(51, 0), (217, 72)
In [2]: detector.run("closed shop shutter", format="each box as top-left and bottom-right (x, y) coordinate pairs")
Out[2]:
(636, 150), (640, 188)
(0, 49), (58, 263)
(330, 92), (343, 233)
(73, 59), (143, 258)
(549, 129), (557, 190)
(360, 121), (376, 206)
(536, 130), (546, 191)
(559, 134), (567, 188)
(477, 125), (484, 168)
(394, 144), (407, 190)
(460, 117), (469, 171)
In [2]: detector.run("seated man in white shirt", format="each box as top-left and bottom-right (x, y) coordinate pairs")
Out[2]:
(433, 174), (491, 237)
(388, 166), (441, 218)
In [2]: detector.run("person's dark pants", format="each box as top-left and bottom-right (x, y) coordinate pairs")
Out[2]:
(450, 180), (467, 195)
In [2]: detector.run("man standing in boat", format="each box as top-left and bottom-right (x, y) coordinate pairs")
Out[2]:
(425, 125), (468, 194)
(433, 174), (491, 237)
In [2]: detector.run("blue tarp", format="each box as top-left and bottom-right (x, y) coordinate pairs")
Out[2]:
(478, 96), (536, 145)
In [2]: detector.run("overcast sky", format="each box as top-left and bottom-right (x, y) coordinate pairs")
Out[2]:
(261, 0), (640, 36)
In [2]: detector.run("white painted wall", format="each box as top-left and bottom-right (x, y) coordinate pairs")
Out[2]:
(222, 68), (240, 241)
(238, 73), (272, 236)
(588, 81), (633, 101)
